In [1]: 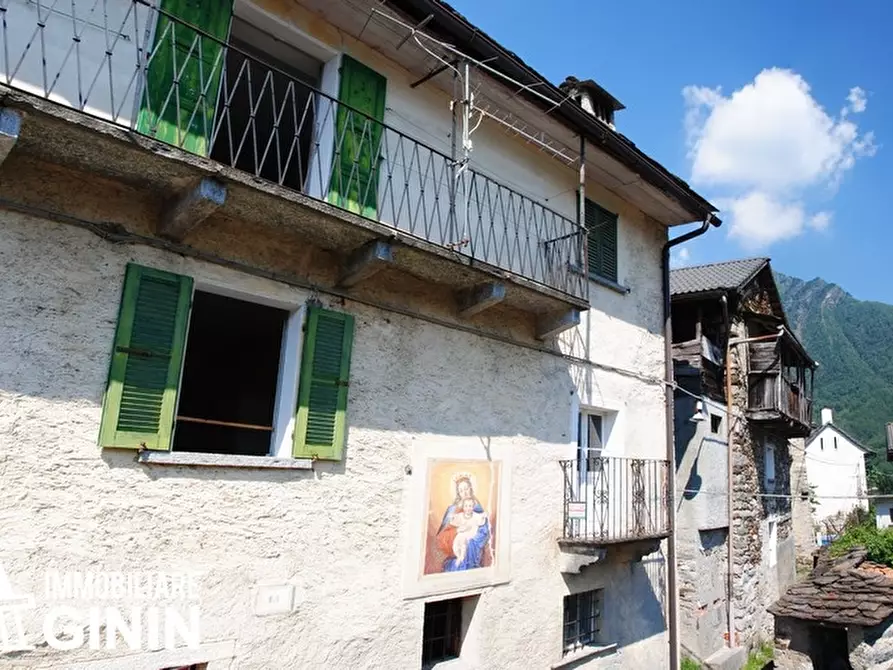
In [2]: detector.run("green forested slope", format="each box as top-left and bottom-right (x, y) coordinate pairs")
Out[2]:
(776, 272), (893, 489)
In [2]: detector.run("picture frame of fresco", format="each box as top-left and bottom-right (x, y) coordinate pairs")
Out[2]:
(402, 439), (513, 599)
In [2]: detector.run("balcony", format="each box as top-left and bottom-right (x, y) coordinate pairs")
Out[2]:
(559, 456), (669, 569)
(0, 0), (587, 323)
(747, 337), (815, 437)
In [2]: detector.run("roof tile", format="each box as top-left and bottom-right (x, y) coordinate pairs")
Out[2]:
(670, 258), (769, 296)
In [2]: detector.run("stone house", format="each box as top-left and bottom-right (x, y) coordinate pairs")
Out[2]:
(771, 548), (893, 670)
(671, 258), (816, 666)
(0, 0), (720, 668)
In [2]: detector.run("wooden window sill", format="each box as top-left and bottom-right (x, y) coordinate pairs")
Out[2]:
(137, 451), (313, 470)
(551, 643), (618, 669)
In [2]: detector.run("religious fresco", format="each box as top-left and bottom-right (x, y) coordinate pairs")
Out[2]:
(423, 460), (500, 575)
(402, 443), (512, 599)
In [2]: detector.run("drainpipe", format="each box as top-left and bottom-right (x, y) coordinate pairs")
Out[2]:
(662, 214), (719, 670)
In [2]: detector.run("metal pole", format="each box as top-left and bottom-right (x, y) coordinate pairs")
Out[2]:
(578, 135), (586, 272)
(663, 216), (715, 670)
(449, 66), (458, 244)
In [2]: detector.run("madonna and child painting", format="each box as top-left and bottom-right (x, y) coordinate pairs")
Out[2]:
(423, 460), (500, 574)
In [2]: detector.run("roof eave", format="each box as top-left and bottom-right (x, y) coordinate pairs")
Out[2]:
(385, 0), (720, 225)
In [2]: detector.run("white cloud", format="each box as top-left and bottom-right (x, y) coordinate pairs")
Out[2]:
(722, 192), (808, 250)
(683, 69), (875, 248)
(670, 246), (691, 268)
(809, 211), (833, 231)
(847, 86), (867, 114)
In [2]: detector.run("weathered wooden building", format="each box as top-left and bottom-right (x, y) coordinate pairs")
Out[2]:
(671, 258), (816, 666)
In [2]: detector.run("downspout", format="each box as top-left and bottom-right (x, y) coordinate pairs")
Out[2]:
(662, 214), (719, 670)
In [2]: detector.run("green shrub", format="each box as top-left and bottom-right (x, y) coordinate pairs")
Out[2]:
(681, 657), (701, 670)
(742, 642), (773, 670)
(829, 517), (893, 566)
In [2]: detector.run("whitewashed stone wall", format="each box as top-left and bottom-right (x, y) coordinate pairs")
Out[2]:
(0, 210), (670, 669)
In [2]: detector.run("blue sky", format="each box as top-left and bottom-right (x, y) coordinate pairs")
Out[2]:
(449, 0), (892, 303)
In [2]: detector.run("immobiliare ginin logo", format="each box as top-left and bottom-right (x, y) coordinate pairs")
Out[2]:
(0, 563), (202, 653)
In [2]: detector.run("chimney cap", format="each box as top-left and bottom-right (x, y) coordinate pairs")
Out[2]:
(821, 408), (834, 425)
(558, 76), (625, 112)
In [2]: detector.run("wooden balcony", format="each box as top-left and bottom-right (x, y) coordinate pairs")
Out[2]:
(747, 337), (815, 437)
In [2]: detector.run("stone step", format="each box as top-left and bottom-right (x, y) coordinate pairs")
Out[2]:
(705, 646), (747, 670)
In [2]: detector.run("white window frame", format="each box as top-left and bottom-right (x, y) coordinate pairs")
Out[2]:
(234, 0), (341, 201)
(174, 280), (308, 459)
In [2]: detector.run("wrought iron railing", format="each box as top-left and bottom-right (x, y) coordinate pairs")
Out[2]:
(561, 456), (669, 543)
(0, 0), (587, 300)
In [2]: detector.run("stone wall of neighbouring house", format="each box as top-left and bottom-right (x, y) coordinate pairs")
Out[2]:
(728, 316), (795, 647)
(674, 386), (730, 661)
(789, 437), (817, 571)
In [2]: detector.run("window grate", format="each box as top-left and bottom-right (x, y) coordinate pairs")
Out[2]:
(422, 598), (464, 666)
(563, 589), (602, 655)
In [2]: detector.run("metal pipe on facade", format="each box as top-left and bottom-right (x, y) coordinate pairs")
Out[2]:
(662, 214), (718, 670)
(722, 293), (734, 648)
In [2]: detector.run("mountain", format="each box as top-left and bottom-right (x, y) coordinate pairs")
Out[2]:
(775, 272), (893, 489)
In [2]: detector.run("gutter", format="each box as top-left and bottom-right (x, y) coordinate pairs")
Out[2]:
(662, 214), (720, 670)
(385, 0), (721, 224)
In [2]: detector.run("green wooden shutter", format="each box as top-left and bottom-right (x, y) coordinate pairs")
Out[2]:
(293, 307), (355, 460)
(99, 264), (192, 450)
(584, 199), (618, 283)
(136, 0), (234, 156)
(328, 56), (387, 219)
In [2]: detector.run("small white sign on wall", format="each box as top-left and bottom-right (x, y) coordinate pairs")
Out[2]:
(567, 502), (587, 520)
(254, 583), (295, 616)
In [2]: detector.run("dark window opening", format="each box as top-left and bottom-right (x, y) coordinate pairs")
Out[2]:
(808, 625), (852, 670)
(162, 665), (207, 670)
(710, 414), (722, 434)
(563, 589), (602, 655)
(173, 291), (287, 456)
(210, 18), (323, 192)
(422, 598), (465, 667)
(834, 436), (838, 449)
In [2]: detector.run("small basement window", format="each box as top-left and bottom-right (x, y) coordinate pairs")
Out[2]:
(422, 597), (468, 667)
(173, 291), (287, 456)
(710, 414), (722, 434)
(563, 589), (603, 655)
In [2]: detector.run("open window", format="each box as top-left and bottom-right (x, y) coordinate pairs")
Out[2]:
(173, 291), (286, 456)
(99, 264), (355, 461)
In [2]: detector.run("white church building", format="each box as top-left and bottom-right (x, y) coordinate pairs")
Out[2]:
(803, 408), (869, 531)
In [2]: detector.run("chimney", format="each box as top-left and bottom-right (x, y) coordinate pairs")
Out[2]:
(821, 408), (833, 425)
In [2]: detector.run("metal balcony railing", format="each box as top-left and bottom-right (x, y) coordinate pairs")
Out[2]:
(0, 0), (587, 301)
(561, 456), (669, 544)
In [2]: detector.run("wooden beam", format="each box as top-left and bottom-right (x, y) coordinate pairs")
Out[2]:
(159, 177), (227, 241)
(456, 282), (506, 318)
(0, 108), (23, 166)
(536, 309), (581, 340)
(338, 240), (394, 288)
